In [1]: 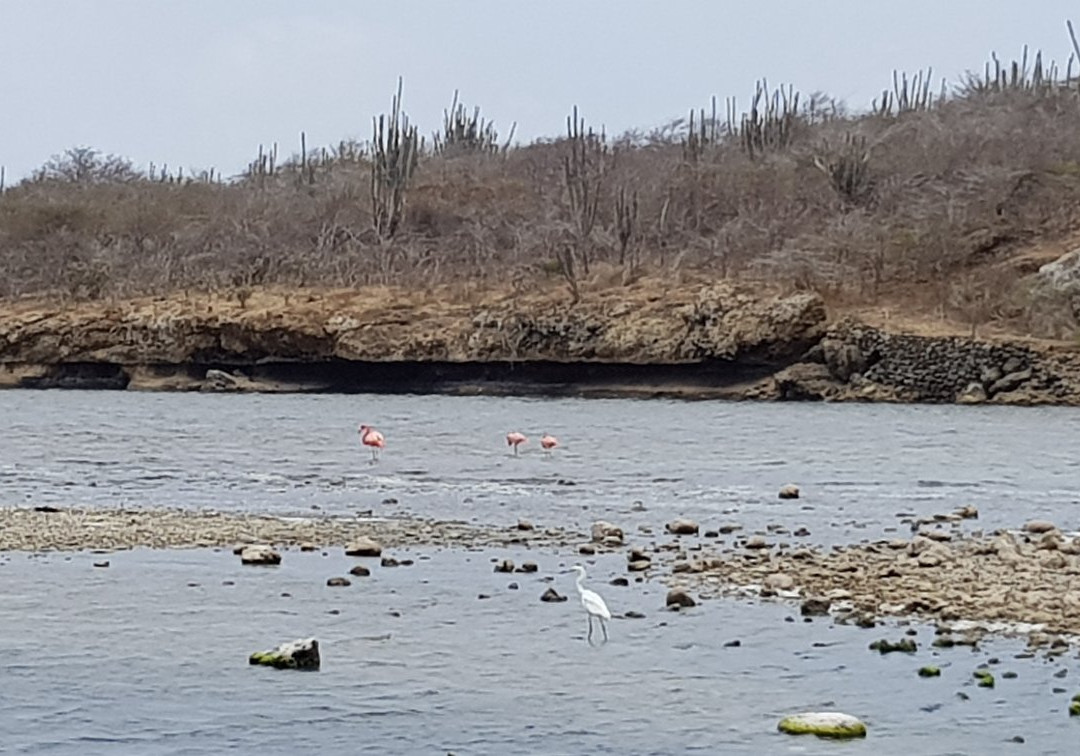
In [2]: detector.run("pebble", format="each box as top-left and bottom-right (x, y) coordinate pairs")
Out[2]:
(326, 577), (351, 587)
(349, 565), (370, 577)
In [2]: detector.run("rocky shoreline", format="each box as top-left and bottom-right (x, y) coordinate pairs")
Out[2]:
(5, 505), (1080, 649)
(2, 281), (1080, 403)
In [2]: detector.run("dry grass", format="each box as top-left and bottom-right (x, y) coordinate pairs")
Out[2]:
(6, 62), (1080, 340)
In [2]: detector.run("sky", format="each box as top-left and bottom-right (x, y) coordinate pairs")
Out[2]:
(1, 0), (1079, 181)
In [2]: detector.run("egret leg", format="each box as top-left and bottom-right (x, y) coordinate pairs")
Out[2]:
(600, 618), (608, 643)
(586, 615), (594, 645)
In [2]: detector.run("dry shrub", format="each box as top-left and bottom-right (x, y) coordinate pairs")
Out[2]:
(4, 75), (1080, 332)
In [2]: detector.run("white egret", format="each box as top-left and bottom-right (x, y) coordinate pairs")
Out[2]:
(567, 564), (611, 644)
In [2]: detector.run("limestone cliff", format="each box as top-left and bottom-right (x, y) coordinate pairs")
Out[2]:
(0, 281), (828, 395)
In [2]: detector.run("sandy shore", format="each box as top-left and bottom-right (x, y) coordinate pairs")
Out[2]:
(0, 506), (583, 553)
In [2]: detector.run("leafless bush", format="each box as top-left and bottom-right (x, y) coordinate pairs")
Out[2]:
(3, 47), (1080, 334)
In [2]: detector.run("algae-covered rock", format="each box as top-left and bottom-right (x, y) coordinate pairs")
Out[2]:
(777, 712), (866, 738)
(1070, 694), (1080, 716)
(869, 638), (917, 654)
(974, 669), (995, 688)
(918, 665), (941, 677)
(249, 638), (320, 670)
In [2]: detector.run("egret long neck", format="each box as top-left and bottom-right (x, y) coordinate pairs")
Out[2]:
(575, 571), (585, 594)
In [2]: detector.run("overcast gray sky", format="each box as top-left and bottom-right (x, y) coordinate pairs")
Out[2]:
(2, 0), (1078, 181)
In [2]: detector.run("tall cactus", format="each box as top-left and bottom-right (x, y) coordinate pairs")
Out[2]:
(371, 78), (420, 240)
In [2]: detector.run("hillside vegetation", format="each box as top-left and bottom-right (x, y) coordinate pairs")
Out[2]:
(5, 48), (1080, 340)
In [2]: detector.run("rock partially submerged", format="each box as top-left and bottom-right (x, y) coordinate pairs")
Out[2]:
(249, 638), (320, 670)
(239, 545), (281, 565)
(777, 712), (867, 739)
(591, 520), (624, 545)
(344, 536), (382, 557)
(665, 518), (700, 535)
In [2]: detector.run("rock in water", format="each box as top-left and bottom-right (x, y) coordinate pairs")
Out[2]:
(540, 587), (567, 603)
(249, 638), (320, 670)
(239, 545), (281, 565)
(344, 537), (382, 557)
(778, 484), (800, 500)
(590, 520), (624, 544)
(777, 712), (866, 738)
(666, 589), (696, 608)
(665, 518), (700, 535)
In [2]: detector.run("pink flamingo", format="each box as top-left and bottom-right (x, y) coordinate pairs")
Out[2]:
(359, 424), (385, 463)
(540, 433), (559, 455)
(506, 431), (528, 456)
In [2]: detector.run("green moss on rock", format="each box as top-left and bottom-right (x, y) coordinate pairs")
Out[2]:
(973, 670), (994, 688)
(918, 665), (941, 677)
(778, 712), (867, 739)
(869, 638), (917, 654)
(249, 638), (320, 670)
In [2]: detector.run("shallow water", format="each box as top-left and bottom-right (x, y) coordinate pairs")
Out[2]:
(3, 392), (1080, 543)
(3, 391), (1080, 754)
(1, 547), (1077, 755)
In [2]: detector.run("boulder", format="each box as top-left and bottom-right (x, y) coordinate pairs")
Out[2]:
(540, 587), (567, 603)
(591, 521), (623, 544)
(956, 382), (987, 404)
(989, 368), (1033, 396)
(665, 589), (696, 608)
(773, 362), (841, 401)
(493, 559), (514, 573)
(239, 545), (281, 566)
(1024, 520), (1057, 534)
(249, 638), (320, 670)
(204, 368), (241, 392)
(348, 564), (371, 577)
(777, 712), (866, 739)
(778, 484), (800, 500)
(326, 577), (351, 587)
(344, 537), (382, 557)
(665, 518), (700, 535)
(800, 597), (831, 616)
(745, 536), (770, 550)
(764, 573), (795, 591)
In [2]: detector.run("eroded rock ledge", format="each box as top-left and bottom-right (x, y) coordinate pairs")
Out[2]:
(4, 283), (1080, 403)
(0, 283), (827, 396)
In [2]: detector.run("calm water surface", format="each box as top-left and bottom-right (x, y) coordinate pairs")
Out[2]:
(2, 392), (1080, 754)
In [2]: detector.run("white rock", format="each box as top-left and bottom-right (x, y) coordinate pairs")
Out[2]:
(591, 520), (623, 544)
(778, 484), (800, 500)
(239, 545), (281, 565)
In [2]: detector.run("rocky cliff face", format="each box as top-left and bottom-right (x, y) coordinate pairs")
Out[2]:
(0, 283), (829, 394)
(5, 283), (1080, 404)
